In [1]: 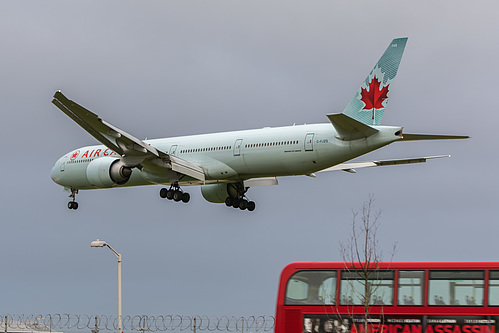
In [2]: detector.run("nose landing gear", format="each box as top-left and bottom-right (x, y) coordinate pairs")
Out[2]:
(67, 188), (79, 210)
(159, 184), (190, 203)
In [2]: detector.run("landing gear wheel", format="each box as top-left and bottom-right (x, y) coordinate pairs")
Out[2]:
(166, 190), (174, 200)
(239, 199), (248, 210)
(247, 201), (256, 211)
(159, 188), (168, 198)
(173, 190), (183, 202)
(181, 192), (190, 203)
(232, 198), (240, 208)
(68, 201), (78, 210)
(225, 197), (233, 207)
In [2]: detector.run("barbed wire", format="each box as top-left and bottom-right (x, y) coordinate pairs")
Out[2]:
(0, 314), (274, 333)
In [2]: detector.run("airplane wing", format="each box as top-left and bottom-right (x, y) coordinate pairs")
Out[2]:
(52, 91), (159, 159)
(52, 91), (205, 181)
(318, 155), (450, 174)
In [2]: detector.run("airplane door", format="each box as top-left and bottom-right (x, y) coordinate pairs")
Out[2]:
(233, 139), (243, 156)
(60, 156), (68, 171)
(169, 145), (178, 156)
(305, 133), (314, 151)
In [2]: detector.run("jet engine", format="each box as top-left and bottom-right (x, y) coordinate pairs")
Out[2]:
(86, 157), (132, 188)
(200, 184), (230, 203)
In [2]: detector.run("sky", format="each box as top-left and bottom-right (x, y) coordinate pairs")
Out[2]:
(0, 0), (497, 319)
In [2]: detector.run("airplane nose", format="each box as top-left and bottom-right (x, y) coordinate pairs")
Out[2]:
(51, 160), (62, 184)
(51, 164), (58, 182)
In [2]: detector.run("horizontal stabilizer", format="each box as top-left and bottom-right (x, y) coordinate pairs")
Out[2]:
(400, 134), (469, 141)
(318, 155), (450, 173)
(327, 113), (379, 140)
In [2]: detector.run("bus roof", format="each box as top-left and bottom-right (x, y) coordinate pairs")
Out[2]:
(280, 261), (499, 277)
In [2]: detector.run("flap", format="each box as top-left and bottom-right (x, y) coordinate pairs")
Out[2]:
(170, 155), (206, 182)
(243, 177), (279, 187)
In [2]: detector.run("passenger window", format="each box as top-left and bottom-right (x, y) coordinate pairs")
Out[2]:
(340, 270), (394, 306)
(488, 271), (499, 305)
(398, 271), (424, 306)
(428, 270), (484, 306)
(319, 277), (336, 305)
(286, 279), (308, 302)
(285, 271), (337, 305)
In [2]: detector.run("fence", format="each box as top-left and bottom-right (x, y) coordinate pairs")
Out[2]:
(0, 315), (274, 333)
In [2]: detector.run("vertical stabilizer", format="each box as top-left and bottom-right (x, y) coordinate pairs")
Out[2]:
(342, 37), (407, 125)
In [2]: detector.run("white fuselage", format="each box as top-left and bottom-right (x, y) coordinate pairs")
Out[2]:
(51, 123), (402, 190)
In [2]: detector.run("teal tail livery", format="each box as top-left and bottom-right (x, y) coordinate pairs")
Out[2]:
(343, 37), (407, 125)
(50, 37), (468, 212)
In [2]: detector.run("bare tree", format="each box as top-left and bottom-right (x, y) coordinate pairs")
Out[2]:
(339, 194), (397, 333)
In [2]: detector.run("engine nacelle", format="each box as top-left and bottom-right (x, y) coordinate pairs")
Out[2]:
(201, 184), (230, 203)
(86, 157), (132, 188)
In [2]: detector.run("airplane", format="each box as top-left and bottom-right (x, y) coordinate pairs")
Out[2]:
(50, 37), (468, 211)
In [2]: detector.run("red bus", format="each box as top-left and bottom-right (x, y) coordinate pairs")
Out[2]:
(275, 262), (499, 333)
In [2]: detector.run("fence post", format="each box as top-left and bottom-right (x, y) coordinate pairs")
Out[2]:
(91, 316), (99, 333)
(4, 315), (7, 333)
(193, 317), (196, 333)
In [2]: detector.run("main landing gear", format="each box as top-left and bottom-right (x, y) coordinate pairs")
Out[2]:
(67, 188), (79, 210)
(225, 196), (256, 211)
(224, 183), (255, 211)
(159, 184), (190, 203)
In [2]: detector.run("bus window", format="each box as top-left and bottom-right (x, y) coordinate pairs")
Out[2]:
(319, 277), (336, 305)
(340, 270), (394, 306)
(286, 278), (308, 302)
(488, 270), (499, 305)
(428, 270), (484, 306)
(285, 271), (337, 305)
(398, 271), (424, 306)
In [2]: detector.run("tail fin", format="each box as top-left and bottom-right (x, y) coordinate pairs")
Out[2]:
(342, 37), (408, 125)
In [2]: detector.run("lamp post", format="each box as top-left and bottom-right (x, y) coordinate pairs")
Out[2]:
(91, 239), (122, 333)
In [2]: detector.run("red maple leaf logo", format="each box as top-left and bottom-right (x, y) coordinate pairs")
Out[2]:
(70, 150), (80, 161)
(360, 76), (389, 111)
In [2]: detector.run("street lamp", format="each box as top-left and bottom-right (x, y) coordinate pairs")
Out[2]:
(91, 239), (122, 333)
